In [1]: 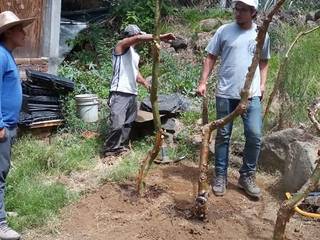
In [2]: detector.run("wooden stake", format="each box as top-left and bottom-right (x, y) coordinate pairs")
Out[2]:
(136, 0), (163, 194)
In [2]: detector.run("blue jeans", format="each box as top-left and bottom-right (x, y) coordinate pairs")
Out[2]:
(214, 96), (262, 177)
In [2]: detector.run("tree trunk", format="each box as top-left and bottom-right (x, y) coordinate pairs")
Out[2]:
(194, 0), (287, 220)
(202, 96), (209, 125)
(136, 0), (163, 195)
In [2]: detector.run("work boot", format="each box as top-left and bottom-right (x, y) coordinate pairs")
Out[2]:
(0, 221), (20, 240)
(238, 173), (261, 198)
(212, 175), (227, 196)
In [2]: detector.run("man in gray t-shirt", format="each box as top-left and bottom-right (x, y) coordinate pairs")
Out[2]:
(197, 0), (270, 199)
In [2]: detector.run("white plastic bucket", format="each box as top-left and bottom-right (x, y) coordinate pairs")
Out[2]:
(75, 94), (99, 123)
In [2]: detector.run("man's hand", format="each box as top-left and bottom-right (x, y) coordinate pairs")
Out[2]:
(197, 83), (207, 96)
(160, 33), (176, 43)
(0, 128), (6, 142)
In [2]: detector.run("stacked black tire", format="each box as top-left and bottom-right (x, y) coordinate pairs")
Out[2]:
(19, 69), (74, 127)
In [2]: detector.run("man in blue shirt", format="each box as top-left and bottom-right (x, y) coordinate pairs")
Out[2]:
(0, 11), (34, 240)
(197, 0), (270, 199)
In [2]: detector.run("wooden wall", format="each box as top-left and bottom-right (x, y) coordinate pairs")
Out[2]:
(0, 0), (43, 58)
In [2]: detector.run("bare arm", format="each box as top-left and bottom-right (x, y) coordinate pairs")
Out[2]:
(196, 54), (218, 96)
(114, 33), (176, 55)
(259, 59), (269, 100)
(136, 71), (150, 90)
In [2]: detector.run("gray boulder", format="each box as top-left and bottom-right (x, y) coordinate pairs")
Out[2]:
(305, 11), (316, 22)
(307, 20), (318, 28)
(305, 10), (320, 22)
(314, 10), (320, 21)
(259, 128), (319, 192)
(199, 19), (222, 32)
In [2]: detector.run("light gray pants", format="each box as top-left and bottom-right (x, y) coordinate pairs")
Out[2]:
(103, 92), (137, 154)
(0, 127), (17, 221)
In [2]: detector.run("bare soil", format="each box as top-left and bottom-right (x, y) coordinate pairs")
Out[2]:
(25, 162), (319, 240)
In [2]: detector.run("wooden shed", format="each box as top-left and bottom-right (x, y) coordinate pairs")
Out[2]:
(0, 0), (62, 75)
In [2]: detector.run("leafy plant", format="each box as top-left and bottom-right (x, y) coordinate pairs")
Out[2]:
(159, 52), (201, 96)
(111, 0), (174, 33)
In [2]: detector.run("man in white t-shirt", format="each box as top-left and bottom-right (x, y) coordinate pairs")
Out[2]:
(197, 0), (270, 198)
(102, 25), (175, 157)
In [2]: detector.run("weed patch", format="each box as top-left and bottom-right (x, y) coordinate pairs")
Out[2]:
(5, 134), (100, 230)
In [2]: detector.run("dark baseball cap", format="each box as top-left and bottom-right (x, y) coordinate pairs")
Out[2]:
(123, 24), (146, 37)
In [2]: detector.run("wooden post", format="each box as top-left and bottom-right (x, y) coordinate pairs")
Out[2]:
(42, 0), (62, 74)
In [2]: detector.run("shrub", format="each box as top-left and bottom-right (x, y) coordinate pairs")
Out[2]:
(111, 0), (175, 33)
(159, 52), (201, 96)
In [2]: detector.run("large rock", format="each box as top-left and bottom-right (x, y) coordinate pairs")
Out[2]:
(307, 20), (318, 28)
(314, 10), (320, 21)
(305, 11), (316, 22)
(199, 19), (222, 32)
(259, 128), (320, 192)
(306, 10), (320, 22)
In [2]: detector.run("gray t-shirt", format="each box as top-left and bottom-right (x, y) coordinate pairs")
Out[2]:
(206, 22), (271, 99)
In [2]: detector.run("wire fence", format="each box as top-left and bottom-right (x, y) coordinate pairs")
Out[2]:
(178, 0), (320, 11)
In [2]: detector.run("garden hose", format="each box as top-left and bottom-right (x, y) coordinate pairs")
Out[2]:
(285, 192), (320, 219)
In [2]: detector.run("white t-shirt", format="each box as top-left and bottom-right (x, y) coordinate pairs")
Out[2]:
(206, 22), (271, 99)
(110, 46), (140, 95)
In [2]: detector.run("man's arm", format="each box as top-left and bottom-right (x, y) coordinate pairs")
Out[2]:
(136, 71), (150, 90)
(196, 54), (218, 96)
(114, 33), (175, 55)
(259, 59), (269, 100)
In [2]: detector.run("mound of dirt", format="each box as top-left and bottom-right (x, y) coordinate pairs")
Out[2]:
(25, 162), (319, 240)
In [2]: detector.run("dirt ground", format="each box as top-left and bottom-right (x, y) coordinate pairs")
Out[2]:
(25, 162), (319, 240)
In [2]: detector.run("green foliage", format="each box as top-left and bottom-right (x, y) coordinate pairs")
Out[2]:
(265, 24), (320, 127)
(58, 60), (112, 98)
(180, 110), (200, 126)
(60, 94), (88, 133)
(178, 8), (232, 31)
(111, 0), (174, 33)
(60, 23), (115, 98)
(283, 27), (320, 124)
(58, 24), (115, 133)
(284, 0), (320, 11)
(159, 52), (201, 96)
(269, 22), (303, 54)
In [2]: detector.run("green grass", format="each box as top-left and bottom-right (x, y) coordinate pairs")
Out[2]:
(6, 178), (74, 231)
(284, 28), (320, 123)
(103, 139), (153, 182)
(265, 23), (320, 126)
(178, 7), (232, 31)
(5, 133), (100, 230)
